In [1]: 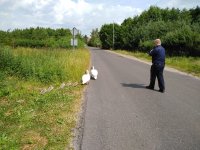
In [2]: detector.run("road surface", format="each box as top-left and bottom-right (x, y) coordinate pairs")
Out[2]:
(80, 47), (200, 150)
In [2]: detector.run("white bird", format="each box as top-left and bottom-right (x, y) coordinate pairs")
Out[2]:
(40, 88), (47, 94)
(47, 85), (54, 92)
(82, 70), (90, 84)
(90, 66), (98, 80)
(60, 83), (65, 89)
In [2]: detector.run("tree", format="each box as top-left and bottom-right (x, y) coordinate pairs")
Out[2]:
(98, 6), (200, 56)
(99, 23), (122, 49)
(190, 6), (200, 23)
(0, 27), (85, 49)
(88, 28), (101, 47)
(99, 24), (113, 49)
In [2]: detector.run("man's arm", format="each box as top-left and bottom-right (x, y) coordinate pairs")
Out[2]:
(148, 49), (154, 56)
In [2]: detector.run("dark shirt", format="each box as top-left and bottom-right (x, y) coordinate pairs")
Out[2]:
(149, 45), (165, 66)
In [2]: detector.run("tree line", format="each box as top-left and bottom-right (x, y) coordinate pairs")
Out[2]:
(89, 6), (200, 56)
(0, 27), (86, 49)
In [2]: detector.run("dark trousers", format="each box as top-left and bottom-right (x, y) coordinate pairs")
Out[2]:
(149, 64), (165, 90)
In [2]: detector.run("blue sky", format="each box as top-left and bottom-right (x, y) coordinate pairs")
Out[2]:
(0, 0), (199, 36)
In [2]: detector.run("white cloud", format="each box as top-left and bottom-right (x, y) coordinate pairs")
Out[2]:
(1, 0), (198, 36)
(157, 0), (199, 9)
(52, 0), (142, 35)
(0, 0), (7, 5)
(10, 0), (52, 10)
(0, 0), (142, 35)
(53, 0), (99, 23)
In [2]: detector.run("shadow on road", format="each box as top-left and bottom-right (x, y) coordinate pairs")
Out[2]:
(121, 83), (146, 88)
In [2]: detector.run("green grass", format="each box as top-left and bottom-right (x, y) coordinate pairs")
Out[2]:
(165, 57), (200, 76)
(0, 47), (90, 149)
(114, 50), (200, 77)
(0, 47), (89, 83)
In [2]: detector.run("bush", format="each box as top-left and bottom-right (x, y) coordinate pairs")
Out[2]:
(163, 24), (200, 56)
(99, 6), (200, 56)
(139, 40), (154, 51)
(0, 27), (85, 49)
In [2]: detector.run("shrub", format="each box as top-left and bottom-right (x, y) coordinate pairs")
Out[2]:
(139, 40), (154, 51)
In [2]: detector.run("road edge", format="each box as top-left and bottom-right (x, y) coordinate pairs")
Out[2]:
(72, 47), (92, 150)
(72, 86), (88, 150)
(106, 50), (200, 80)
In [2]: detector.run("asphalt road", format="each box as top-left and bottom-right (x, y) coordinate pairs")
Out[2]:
(80, 47), (200, 150)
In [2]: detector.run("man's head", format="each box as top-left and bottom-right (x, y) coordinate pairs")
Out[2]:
(154, 39), (161, 46)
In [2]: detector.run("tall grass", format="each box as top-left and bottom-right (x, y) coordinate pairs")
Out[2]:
(166, 56), (200, 76)
(0, 46), (90, 149)
(0, 47), (89, 83)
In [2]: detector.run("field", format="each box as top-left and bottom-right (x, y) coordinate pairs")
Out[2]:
(0, 47), (90, 149)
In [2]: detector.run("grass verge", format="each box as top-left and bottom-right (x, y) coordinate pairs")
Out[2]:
(114, 50), (200, 77)
(0, 47), (90, 149)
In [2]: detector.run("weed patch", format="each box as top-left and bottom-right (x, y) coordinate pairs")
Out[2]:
(0, 47), (90, 149)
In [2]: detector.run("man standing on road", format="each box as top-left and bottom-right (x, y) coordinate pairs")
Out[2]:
(146, 39), (165, 93)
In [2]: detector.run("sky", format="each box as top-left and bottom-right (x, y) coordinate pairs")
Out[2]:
(0, 0), (199, 36)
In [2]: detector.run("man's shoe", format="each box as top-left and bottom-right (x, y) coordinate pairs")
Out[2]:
(146, 86), (154, 90)
(159, 89), (165, 93)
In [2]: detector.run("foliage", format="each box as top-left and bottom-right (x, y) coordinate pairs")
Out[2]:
(163, 23), (200, 56)
(99, 6), (200, 56)
(99, 24), (113, 49)
(99, 23), (121, 49)
(0, 27), (85, 49)
(88, 28), (101, 47)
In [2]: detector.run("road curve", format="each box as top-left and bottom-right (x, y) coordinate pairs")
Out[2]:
(80, 47), (200, 150)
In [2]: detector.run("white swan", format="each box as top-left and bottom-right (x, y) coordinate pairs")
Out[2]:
(90, 66), (98, 80)
(82, 70), (90, 84)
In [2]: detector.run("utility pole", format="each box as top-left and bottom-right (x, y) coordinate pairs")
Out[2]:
(113, 21), (115, 50)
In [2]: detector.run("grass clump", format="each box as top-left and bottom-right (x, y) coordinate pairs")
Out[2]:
(0, 47), (89, 83)
(114, 50), (200, 77)
(165, 56), (200, 76)
(0, 47), (90, 149)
